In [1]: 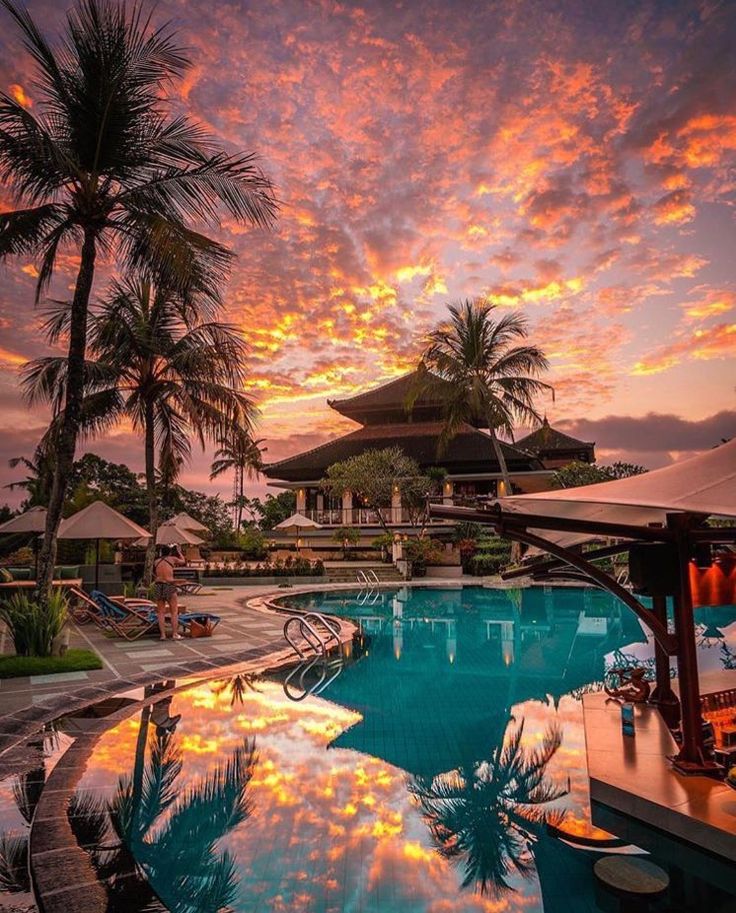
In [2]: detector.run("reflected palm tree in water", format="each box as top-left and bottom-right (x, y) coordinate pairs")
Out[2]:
(408, 719), (566, 897)
(0, 732), (52, 895)
(68, 706), (257, 913)
(211, 673), (265, 706)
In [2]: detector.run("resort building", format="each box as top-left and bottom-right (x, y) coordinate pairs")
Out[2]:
(263, 370), (592, 530)
(515, 417), (595, 468)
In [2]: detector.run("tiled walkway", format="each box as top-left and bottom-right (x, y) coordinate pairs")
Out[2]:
(0, 586), (289, 718)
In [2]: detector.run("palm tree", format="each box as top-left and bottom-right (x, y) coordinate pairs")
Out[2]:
(0, 0), (277, 599)
(5, 448), (55, 507)
(415, 300), (553, 496)
(210, 432), (264, 530)
(23, 279), (258, 580)
(67, 725), (257, 913)
(408, 720), (566, 897)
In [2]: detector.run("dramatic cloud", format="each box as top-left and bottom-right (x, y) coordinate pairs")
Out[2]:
(558, 410), (736, 455)
(0, 0), (734, 500)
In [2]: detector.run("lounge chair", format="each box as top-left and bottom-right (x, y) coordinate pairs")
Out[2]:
(90, 591), (221, 638)
(70, 588), (158, 640)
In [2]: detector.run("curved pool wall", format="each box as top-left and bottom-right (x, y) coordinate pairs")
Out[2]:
(0, 585), (734, 913)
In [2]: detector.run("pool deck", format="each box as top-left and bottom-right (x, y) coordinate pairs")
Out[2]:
(582, 691), (736, 864)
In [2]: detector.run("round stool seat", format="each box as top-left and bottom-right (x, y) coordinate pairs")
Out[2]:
(594, 857), (669, 897)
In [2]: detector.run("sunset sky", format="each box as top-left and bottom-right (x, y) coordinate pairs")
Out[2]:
(0, 0), (735, 505)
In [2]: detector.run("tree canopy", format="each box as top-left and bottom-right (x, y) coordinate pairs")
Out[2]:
(321, 447), (439, 532)
(552, 460), (647, 489)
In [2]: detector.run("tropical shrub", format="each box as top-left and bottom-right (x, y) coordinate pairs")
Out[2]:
(467, 537), (513, 575)
(0, 547), (34, 568)
(371, 533), (395, 562)
(0, 591), (68, 657)
(332, 526), (360, 559)
(404, 538), (444, 577)
(238, 526), (268, 560)
(202, 558), (324, 578)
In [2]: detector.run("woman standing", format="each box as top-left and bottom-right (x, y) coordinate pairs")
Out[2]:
(153, 545), (186, 640)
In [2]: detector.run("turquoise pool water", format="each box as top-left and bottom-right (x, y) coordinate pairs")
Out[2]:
(1, 585), (735, 912)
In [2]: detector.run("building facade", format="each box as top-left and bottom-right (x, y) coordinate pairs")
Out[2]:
(263, 371), (595, 532)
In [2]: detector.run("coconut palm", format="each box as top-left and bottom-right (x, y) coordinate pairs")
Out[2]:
(0, 0), (277, 598)
(23, 278), (258, 580)
(66, 724), (257, 913)
(110, 730), (257, 913)
(210, 432), (264, 530)
(408, 719), (566, 897)
(415, 300), (553, 496)
(211, 672), (265, 706)
(5, 448), (55, 507)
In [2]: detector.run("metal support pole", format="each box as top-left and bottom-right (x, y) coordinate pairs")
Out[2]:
(649, 595), (680, 729)
(669, 518), (713, 772)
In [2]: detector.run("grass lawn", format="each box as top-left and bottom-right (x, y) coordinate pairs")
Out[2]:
(0, 648), (103, 679)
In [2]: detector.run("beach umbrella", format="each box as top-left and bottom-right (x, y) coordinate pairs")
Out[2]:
(170, 512), (209, 535)
(275, 513), (322, 552)
(156, 522), (205, 547)
(58, 501), (150, 588)
(0, 506), (47, 575)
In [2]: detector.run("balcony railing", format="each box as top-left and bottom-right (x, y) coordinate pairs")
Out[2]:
(295, 507), (447, 527)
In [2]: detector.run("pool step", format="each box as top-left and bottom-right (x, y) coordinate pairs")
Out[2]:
(324, 564), (404, 584)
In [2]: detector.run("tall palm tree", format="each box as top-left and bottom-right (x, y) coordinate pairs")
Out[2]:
(5, 448), (55, 507)
(408, 720), (566, 897)
(415, 300), (553, 496)
(0, 0), (277, 599)
(67, 726), (257, 913)
(23, 279), (258, 580)
(210, 432), (264, 530)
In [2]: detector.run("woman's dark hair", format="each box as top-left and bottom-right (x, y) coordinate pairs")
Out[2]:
(158, 544), (177, 558)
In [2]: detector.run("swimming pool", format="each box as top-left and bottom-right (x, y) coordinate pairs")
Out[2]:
(2, 585), (735, 912)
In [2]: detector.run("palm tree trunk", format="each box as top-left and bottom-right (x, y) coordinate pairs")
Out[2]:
(486, 411), (512, 498)
(236, 465), (244, 531)
(144, 402), (158, 585)
(37, 228), (97, 602)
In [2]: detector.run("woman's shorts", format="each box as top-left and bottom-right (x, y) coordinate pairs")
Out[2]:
(153, 581), (178, 602)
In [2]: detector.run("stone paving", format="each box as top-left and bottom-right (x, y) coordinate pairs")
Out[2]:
(0, 585), (290, 718)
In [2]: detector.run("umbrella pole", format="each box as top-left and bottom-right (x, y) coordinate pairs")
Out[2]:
(33, 537), (40, 579)
(95, 538), (100, 591)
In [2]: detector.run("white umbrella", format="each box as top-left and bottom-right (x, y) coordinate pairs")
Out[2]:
(275, 513), (322, 552)
(0, 506), (48, 575)
(58, 501), (150, 588)
(0, 506), (47, 534)
(170, 511), (209, 534)
(155, 522), (205, 546)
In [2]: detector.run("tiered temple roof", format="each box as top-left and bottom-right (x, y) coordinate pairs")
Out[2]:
(516, 417), (595, 463)
(264, 420), (543, 483)
(264, 369), (545, 483)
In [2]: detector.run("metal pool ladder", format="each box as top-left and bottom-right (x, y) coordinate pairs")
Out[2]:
(357, 569), (380, 585)
(283, 611), (341, 658)
(283, 654), (344, 701)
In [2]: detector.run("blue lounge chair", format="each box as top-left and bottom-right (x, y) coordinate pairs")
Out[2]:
(89, 591), (221, 639)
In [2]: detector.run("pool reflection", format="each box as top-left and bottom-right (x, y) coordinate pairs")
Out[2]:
(60, 585), (736, 912)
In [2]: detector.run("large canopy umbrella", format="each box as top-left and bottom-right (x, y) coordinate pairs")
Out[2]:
(275, 513), (322, 552)
(0, 506), (48, 575)
(429, 439), (736, 770)
(155, 522), (205, 547)
(58, 501), (150, 588)
(170, 512), (209, 535)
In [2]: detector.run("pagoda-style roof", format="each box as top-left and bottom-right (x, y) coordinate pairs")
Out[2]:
(328, 369), (462, 426)
(263, 420), (544, 483)
(516, 417), (594, 455)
